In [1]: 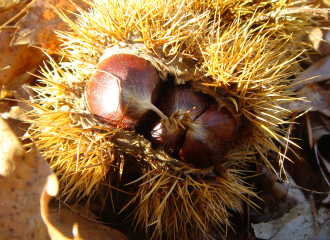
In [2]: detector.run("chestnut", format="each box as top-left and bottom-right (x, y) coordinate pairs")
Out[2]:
(157, 84), (212, 122)
(86, 54), (166, 131)
(179, 104), (238, 168)
(152, 85), (212, 157)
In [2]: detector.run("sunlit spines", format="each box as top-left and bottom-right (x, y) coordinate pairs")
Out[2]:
(128, 161), (258, 239)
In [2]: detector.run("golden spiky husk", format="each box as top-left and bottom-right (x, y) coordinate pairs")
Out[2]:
(24, 0), (325, 239)
(124, 151), (259, 240)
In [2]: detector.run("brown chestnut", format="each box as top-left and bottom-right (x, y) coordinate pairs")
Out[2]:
(86, 54), (166, 130)
(152, 85), (212, 157)
(179, 104), (238, 168)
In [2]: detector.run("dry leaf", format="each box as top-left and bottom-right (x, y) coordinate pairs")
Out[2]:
(0, 72), (35, 138)
(0, 0), (40, 87)
(294, 56), (330, 90)
(47, 203), (129, 240)
(249, 167), (305, 223)
(0, 100), (11, 113)
(0, 27), (44, 86)
(252, 203), (330, 240)
(0, 117), (85, 240)
(0, 118), (128, 240)
(12, 0), (88, 51)
(297, 82), (330, 117)
(306, 28), (330, 59)
(307, 112), (330, 143)
(285, 80), (330, 117)
(308, 28), (323, 51)
(318, 29), (330, 56)
(1, 104), (30, 137)
(0, 116), (52, 239)
(3, 71), (36, 115)
(0, 0), (27, 22)
(252, 172), (330, 240)
(40, 173), (73, 240)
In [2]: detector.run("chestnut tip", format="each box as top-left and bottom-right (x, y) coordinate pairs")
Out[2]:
(151, 84), (213, 158)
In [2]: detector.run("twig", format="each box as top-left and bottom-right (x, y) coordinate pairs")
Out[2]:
(309, 193), (319, 236)
(306, 113), (313, 149)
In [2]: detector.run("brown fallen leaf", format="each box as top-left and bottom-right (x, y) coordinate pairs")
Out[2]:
(294, 56), (330, 90)
(285, 114), (330, 203)
(0, 116), (52, 239)
(0, 71), (35, 138)
(297, 82), (330, 117)
(0, 0), (27, 22)
(40, 171), (75, 240)
(0, 116), (129, 239)
(0, 100), (11, 113)
(0, 27), (44, 86)
(0, 0), (44, 86)
(285, 80), (330, 118)
(308, 28), (323, 51)
(1, 104), (30, 137)
(47, 202), (129, 240)
(252, 202), (330, 240)
(12, 0), (88, 51)
(0, 17), (44, 87)
(306, 112), (330, 144)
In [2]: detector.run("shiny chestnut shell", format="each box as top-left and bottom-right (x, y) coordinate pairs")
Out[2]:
(86, 54), (162, 130)
(153, 85), (212, 157)
(179, 104), (238, 168)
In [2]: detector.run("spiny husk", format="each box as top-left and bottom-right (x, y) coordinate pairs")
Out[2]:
(196, 19), (306, 176)
(24, 0), (326, 239)
(124, 148), (258, 240)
